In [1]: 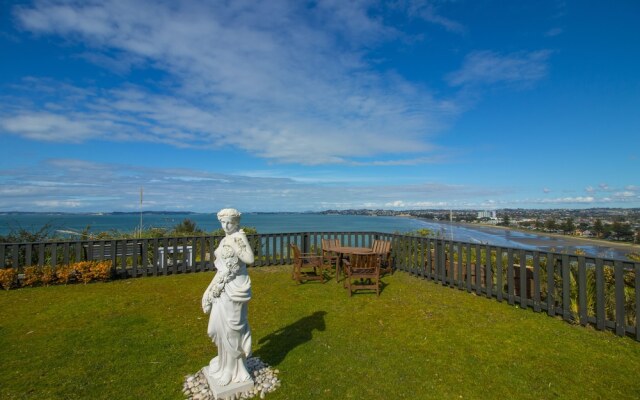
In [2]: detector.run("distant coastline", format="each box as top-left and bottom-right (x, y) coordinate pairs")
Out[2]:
(1, 211), (636, 258)
(2, 208), (638, 250)
(0, 211), (200, 216)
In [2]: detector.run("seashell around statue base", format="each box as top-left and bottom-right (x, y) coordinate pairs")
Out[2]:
(182, 356), (281, 400)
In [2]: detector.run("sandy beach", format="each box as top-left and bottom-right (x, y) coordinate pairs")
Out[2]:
(471, 222), (640, 254)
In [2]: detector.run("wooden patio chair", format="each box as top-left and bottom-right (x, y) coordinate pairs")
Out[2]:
(343, 252), (381, 296)
(290, 243), (329, 283)
(371, 239), (392, 275)
(321, 238), (340, 272)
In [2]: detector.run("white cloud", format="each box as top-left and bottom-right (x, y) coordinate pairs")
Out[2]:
(540, 196), (595, 204)
(385, 200), (449, 208)
(0, 112), (94, 142)
(447, 50), (551, 88)
(614, 191), (636, 198)
(32, 200), (84, 208)
(387, 200), (406, 208)
(5, 0), (457, 165)
(543, 187), (551, 193)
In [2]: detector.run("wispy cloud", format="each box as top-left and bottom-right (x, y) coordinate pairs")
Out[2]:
(348, 154), (451, 166)
(539, 196), (595, 204)
(530, 184), (639, 205)
(0, 158), (503, 212)
(406, 1), (466, 34)
(3, 0), (458, 165)
(545, 27), (563, 37)
(1, 158), (637, 211)
(447, 50), (552, 88)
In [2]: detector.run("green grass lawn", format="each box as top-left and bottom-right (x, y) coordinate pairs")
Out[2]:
(1, 267), (640, 399)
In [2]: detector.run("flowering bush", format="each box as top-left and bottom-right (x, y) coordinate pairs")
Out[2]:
(41, 266), (55, 286)
(75, 261), (94, 284)
(90, 261), (112, 281)
(1, 261), (113, 290)
(0, 268), (16, 290)
(22, 266), (42, 287)
(56, 265), (76, 285)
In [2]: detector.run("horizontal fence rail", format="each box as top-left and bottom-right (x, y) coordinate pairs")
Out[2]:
(1, 232), (638, 341)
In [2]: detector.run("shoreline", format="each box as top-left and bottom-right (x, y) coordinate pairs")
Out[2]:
(420, 217), (640, 253)
(462, 221), (640, 252)
(409, 216), (639, 258)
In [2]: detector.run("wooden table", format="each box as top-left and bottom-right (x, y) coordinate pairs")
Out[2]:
(331, 246), (373, 283)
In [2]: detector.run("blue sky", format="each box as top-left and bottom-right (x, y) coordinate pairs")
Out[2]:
(0, 0), (638, 212)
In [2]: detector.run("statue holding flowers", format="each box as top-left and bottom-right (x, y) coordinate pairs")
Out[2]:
(202, 208), (254, 388)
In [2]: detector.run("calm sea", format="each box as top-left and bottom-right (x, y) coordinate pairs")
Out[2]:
(0, 212), (633, 259)
(0, 213), (427, 235)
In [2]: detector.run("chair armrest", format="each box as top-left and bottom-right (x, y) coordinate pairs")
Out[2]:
(299, 253), (322, 260)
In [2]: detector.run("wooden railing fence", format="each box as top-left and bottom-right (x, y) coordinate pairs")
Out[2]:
(1, 231), (638, 341)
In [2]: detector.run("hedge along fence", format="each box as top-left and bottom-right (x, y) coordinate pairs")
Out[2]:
(0, 260), (112, 289)
(0, 232), (638, 341)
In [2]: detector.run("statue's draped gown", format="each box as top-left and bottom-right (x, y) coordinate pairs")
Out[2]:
(206, 233), (252, 384)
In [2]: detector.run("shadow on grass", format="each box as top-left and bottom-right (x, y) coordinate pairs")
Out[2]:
(255, 311), (327, 366)
(343, 278), (388, 296)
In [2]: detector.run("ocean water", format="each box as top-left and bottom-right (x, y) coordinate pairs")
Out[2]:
(0, 213), (427, 236)
(0, 212), (634, 259)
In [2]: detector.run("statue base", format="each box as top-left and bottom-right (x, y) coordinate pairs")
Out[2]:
(202, 366), (254, 400)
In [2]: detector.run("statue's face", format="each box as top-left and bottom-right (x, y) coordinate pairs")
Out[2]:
(219, 216), (239, 235)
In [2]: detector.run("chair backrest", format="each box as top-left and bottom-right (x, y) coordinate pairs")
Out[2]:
(290, 243), (302, 259)
(372, 239), (391, 255)
(350, 252), (379, 271)
(321, 238), (340, 251)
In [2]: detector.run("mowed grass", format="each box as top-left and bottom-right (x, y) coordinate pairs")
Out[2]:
(1, 267), (640, 399)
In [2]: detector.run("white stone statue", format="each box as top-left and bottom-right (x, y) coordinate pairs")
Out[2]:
(202, 208), (254, 389)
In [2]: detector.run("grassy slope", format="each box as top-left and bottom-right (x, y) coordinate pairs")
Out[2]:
(1, 267), (639, 399)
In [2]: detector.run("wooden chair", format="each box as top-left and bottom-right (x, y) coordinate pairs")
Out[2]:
(371, 239), (392, 275)
(321, 238), (340, 273)
(343, 253), (381, 296)
(290, 243), (329, 283)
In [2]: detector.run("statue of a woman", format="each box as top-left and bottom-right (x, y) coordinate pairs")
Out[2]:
(202, 208), (254, 387)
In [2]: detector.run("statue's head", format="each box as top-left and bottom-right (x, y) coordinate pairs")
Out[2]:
(217, 208), (241, 235)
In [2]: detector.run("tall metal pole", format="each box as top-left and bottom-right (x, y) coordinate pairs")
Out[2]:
(449, 209), (453, 241)
(139, 187), (143, 238)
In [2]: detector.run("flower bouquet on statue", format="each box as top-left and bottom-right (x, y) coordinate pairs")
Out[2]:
(202, 290), (213, 314)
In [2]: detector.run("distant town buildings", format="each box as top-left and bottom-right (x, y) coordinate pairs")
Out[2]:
(477, 210), (497, 220)
(319, 208), (640, 244)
